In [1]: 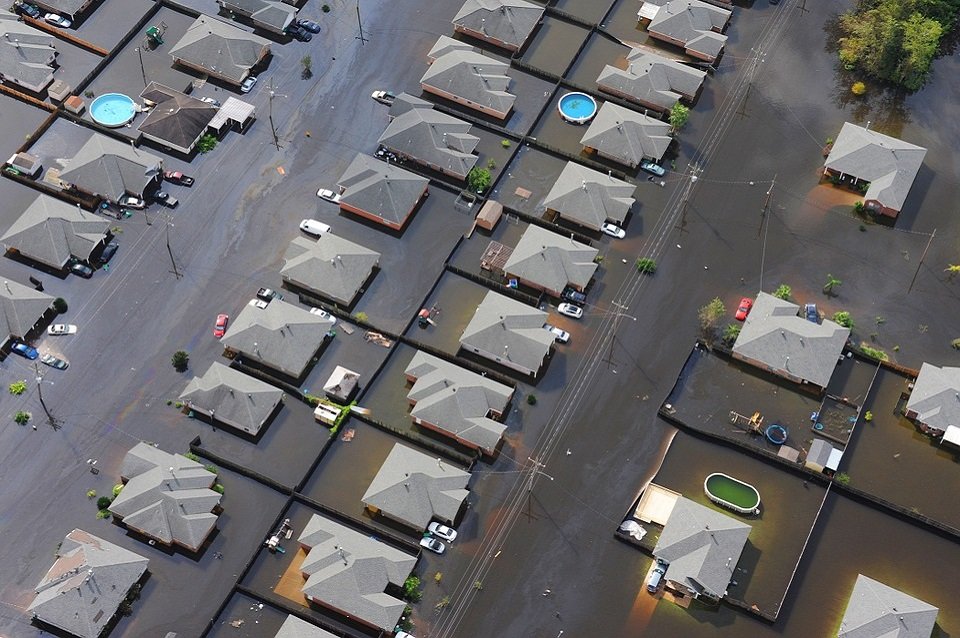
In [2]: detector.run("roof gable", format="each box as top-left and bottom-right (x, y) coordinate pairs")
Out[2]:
(422, 36), (516, 116)
(839, 574), (938, 638)
(337, 153), (428, 226)
(59, 134), (163, 200)
(170, 15), (270, 83)
(504, 224), (598, 293)
(179, 361), (284, 435)
(581, 101), (672, 164)
(459, 290), (554, 373)
(378, 104), (480, 178)
(452, 0), (544, 49)
(1, 194), (109, 268)
(542, 162), (636, 230)
(281, 234), (381, 306)
(905, 362), (960, 432)
(0, 277), (53, 339)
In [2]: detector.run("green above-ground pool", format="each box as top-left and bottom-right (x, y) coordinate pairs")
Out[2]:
(704, 473), (761, 515)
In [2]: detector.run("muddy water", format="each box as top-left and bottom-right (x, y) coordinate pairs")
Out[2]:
(522, 16), (591, 77)
(553, 0), (616, 24)
(490, 146), (569, 215)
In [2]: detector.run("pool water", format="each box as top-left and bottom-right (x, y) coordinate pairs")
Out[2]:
(558, 91), (597, 124)
(704, 473), (761, 513)
(90, 93), (137, 127)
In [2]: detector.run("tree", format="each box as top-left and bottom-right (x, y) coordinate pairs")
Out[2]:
(53, 297), (68, 314)
(698, 297), (725, 337)
(669, 103), (690, 132)
(467, 167), (492, 193)
(403, 576), (423, 602)
(636, 258), (657, 274)
(14, 410), (30, 425)
(772, 284), (791, 300)
(823, 274), (842, 295)
(722, 323), (741, 345)
(172, 350), (189, 372)
(96, 496), (112, 510)
(833, 311), (854, 329)
(197, 134), (217, 154)
(851, 81), (867, 95)
(301, 55), (313, 79)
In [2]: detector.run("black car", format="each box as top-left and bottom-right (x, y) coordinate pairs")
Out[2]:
(286, 24), (312, 42)
(561, 286), (587, 305)
(70, 262), (94, 278)
(14, 2), (42, 18)
(98, 241), (118, 265)
(297, 19), (321, 33)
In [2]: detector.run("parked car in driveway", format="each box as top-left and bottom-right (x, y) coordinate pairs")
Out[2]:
(98, 240), (118, 265)
(47, 324), (77, 336)
(558, 303), (583, 319)
(155, 191), (179, 208)
(70, 262), (93, 278)
(240, 76), (258, 93)
(427, 522), (457, 542)
(419, 537), (445, 555)
(640, 160), (666, 177)
(198, 96), (221, 107)
(163, 170), (195, 186)
(602, 222), (626, 239)
(316, 188), (341, 203)
(735, 297), (753, 321)
(43, 12), (71, 28)
(309, 307), (337, 325)
(285, 23), (312, 41)
(561, 287), (587, 305)
(543, 323), (570, 344)
(804, 303), (819, 323)
(11, 341), (39, 359)
(371, 90), (396, 105)
(647, 561), (666, 593)
(214, 314), (229, 338)
(299, 219), (331, 237)
(118, 194), (145, 209)
(257, 287), (282, 302)
(297, 18), (321, 33)
(40, 353), (69, 370)
(14, 2), (41, 18)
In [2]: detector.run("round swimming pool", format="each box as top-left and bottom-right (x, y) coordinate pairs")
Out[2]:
(558, 92), (597, 124)
(90, 93), (137, 127)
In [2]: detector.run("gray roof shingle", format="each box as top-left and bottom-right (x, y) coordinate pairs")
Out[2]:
(0, 278), (53, 341)
(653, 497), (751, 600)
(405, 351), (512, 454)
(421, 36), (516, 118)
(219, 0), (297, 33)
(179, 361), (284, 435)
(109, 443), (222, 552)
(1, 194), (109, 269)
(59, 134), (163, 201)
(337, 153), (428, 229)
(597, 48), (705, 111)
(378, 103), (480, 179)
(452, 0), (544, 50)
(732, 292), (849, 389)
(459, 290), (554, 376)
(504, 224), (598, 295)
(362, 443), (470, 530)
(29, 529), (149, 638)
(0, 9), (57, 93)
(138, 83), (218, 153)
(281, 234), (381, 306)
(838, 574), (938, 638)
(644, 0), (730, 61)
(221, 298), (335, 378)
(274, 615), (338, 638)
(905, 362), (960, 433)
(542, 161), (636, 230)
(298, 514), (416, 632)
(824, 122), (927, 213)
(170, 15), (270, 84)
(580, 101), (673, 166)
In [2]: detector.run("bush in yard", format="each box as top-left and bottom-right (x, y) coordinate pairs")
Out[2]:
(669, 103), (689, 132)
(9, 380), (27, 396)
(53, 297), (68, 314)
(86, 489), (97, 499)
(172, 350), (189, 372)
(635, 258), (656, 274)
(403, 576), (422, 602)
(526, 394), (537, 405)
(14, 411), (30, 426)
(197, 134), (217, 154)
(823, 274), (842, 295)
(213, 483), (225, 494)
(859, 342), (889, 361)
(721, 323), (741, 345)
(96, 496), (112, 510)
(772, 284), (791, 300)
(112, 484), (124, 497)
(467, 167), (492, 193)
(851, 81), (867, 95)
(698, 297), (725, 336)
(952, 338), (960, 350)
(833, 311), (854, 329)
(501, 139), (511, 148)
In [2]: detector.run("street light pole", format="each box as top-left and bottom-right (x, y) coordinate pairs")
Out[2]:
(34, 363), (61, 430)
(135, 47), (147, 88)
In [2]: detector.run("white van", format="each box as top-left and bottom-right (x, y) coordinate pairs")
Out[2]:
(299, 219), (331, 237)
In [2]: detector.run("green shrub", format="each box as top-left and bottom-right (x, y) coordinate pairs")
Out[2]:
(96, 509), (111, 519)
(9, 380), (27, 396)
(86, 489), (97, 499)
(353, 311), (368, 323)
(403, 576), (423, 602)
(501, 139), (511, 148)
(486, 158), (496, 170)
(721, 323), (741, 345)
(53, 297), (68, 313)
(467, 167), (492, 193)
(434, 571), (443, 584)
(526, 394), (537, 405)
(698, 297), (725, 334)
(952, 338), (960, 350)
(859, 342), (889, 361)
(321, 3), (330, 11)
(204, 464), (218, 475)
(772, 284), (791, 300)
(834, 472), (850, 486)
(635, 258), (656, 274)
(864, 410), (873, 422)
(669, 103), (689, 132)
(184, 452), (202, 462)
(213, 483), (225, 494)
(172, 350), (189, 372)
(197, 134), (217, 154)
(96, 496), (112, 510)
(851, 81), (867, 95)
(833, 311), (854, 329)
(14, 411), (30, 426)
(112, 484), (124, 496)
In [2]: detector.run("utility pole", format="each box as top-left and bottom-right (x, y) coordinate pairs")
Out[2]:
(604, 301), (630, 369)
(758, 175), (775, 292)
(676, 164), (698, 233)
(908, 228), (935, 294)
(165, 220), (182, 279)
(135, 47), (147, 88)
(267, 79), (281, 152)
(34, 364), (61, 430)
(356, 1), (367, 45)
(524, 457), (553, 521)
(758, 173), (776, 239)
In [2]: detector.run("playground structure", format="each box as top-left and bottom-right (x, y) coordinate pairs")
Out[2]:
(145, 22), (167, 47)
(729, 410), (764, 435)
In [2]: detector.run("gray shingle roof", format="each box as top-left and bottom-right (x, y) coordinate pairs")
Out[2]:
(378, 103), (480, 179)
(644, 0), (729, 60)
(275, 615), (338, 638)
(653, 497), (751, 600)
(388, 92), (433, 119)
(362, 443), (470, 530)
(337, 153), (428, 228)
(824, 122), (927, 213)
(221, 298), (334, 378)
(542, 161), (635, 231)
(405, 351), (512, 454)
(421, 36), (516, 117)
(29, 529), (149, 638)
(109, 443), (221, 552)
(33, 0), (91, 18)
(580, 102), (672, 166)
(459, 290), (554, 375)
(219, 0), (297, 33)
(179, 361), (283, 435)
(452, 0), (544, 50)
(298, 514), (416, 633)
(0, 9), (57, 93)
(281, 234), (381, 306)
(905, 362), (960, 433)
(0, 278), (53, 341)
(1, 194), (109, 269)
(732, 292), (849, 389)
(170, 15), (270, 84)
(59, 134), (163, 201)
(138, 83), (218, 153)
(504, 224), (598, 295)
(597, 48), (705, 111)
(839, 574), (938, 638)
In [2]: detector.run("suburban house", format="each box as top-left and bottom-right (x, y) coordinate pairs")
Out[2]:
(459, 290), (555, 377)
(0, 278), (54, 350)
(138, 83), (218, 155)
(653, 497), (751, 604)
(170, 15), (271, 86)
(297, 514), (416, 633)
(405, 350), (514, 455)
(378, 101), (480, 180)
(31, 0), (96, 19)
(362, 443), (471, 531)
(337, 153), (429, 231)
(823, 122), (927, 218)
(1, 194), (109, 271)
(452, 0), (544, 52)
(387, 92), (433, 120)
(639, 0), (731, 64)
(542, 161), (636, 231)
(804, 438), (842, 475)
(323, 365), (360, 403)
(503, 224), (598, 296)
(580, 102), (673, 167)
(838, 574), (938, 638)
(59, 134), (162, 203)
(0, 9), (57, 94)
(597, 48), (706, 113)
(29, 529), (149, 638)
(179, 361), (284, 436)
(421, 36), (516, 120)
(281, 234), (381, 307)
(731, 292), (850, 392)
(221, 298), (335, 379)
(217, 0), (297, 35)
(109, 442), (222, 553)
(905, 362), (960, 437)
(4, 151), (43, 178)
(275, 615), (337, 638)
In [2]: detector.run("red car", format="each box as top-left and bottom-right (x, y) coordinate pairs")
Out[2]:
(214, 314), (229, 338)
(735, 297), (753, 321)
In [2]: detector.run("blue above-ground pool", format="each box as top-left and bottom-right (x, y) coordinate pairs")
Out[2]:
(766, 424), (788, 445)
(558, 91), (598, 124)
(90, 93), (137, 127)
